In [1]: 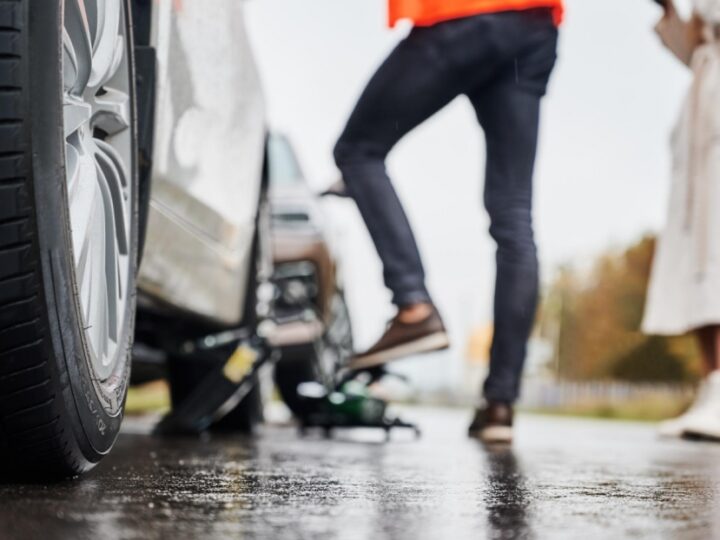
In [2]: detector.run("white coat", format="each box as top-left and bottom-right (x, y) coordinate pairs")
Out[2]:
(643, 0), (720, 335)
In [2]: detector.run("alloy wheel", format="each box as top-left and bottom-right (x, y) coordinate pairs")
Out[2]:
(62, 0), (133, 380)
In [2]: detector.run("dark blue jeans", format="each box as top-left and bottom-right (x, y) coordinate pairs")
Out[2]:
(334, 9), (558, 404)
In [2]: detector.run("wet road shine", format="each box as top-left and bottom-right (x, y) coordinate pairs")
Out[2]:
(1, 407), (719, 540)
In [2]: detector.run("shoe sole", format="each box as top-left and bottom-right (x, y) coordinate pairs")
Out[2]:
(682, 428), (720, 441)
(348, 332), (451, 371)
(469, 426), (513, 444)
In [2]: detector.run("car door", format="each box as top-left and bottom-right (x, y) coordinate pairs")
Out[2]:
(138, 0), (266, 325)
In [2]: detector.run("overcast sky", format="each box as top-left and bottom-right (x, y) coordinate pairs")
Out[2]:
(244, 0), (694, 390)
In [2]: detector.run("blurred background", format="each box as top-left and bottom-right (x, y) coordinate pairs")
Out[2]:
(204, 0), (701, 420)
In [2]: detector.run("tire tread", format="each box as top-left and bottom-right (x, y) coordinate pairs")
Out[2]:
(0, 1), (76, 478)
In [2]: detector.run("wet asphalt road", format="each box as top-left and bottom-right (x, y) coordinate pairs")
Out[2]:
(1, 407), (719, 540)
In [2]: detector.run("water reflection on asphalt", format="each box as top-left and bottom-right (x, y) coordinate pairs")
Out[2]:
(0, 407), (719, 540)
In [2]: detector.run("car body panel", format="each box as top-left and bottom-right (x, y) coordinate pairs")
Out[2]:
(267, 135), (342, 348)
(137, 0), (266, 325)
(272, 203), (336, 322)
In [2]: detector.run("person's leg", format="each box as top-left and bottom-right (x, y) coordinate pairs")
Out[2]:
(338, 11), (557, 370)
(666, 326), (720, 439)
(697, 326), (720, 373)
(475, 87), (540, 405)
(333, 29), (462, 308)
(469, 29), (558, 407)
(711, 328), (720, 371)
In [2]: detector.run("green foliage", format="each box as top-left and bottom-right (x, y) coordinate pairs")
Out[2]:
(612, 337), (694, 383)
(540, 236), (702, 383)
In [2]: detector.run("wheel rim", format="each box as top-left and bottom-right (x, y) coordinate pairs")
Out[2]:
(317, 294), (353, 385)
(62, 0), (133, 381)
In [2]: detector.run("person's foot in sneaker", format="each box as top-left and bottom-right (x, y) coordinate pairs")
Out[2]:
(672, 371), (720, 440)
(468, 402), (514, 444)
(348, 303), (450, 371)
(657, 372), (720, 438)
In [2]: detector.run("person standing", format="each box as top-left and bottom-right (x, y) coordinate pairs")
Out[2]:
(643, 0), (720, 440)
(333, 0), (563, 442)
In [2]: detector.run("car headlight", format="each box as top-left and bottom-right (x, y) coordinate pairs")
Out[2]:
(272, 262), (319, 312)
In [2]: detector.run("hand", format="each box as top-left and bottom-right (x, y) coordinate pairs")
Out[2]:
(654, 1), (696, 66)
(654, 18), (676, 51)
(654, 0), (677, 31)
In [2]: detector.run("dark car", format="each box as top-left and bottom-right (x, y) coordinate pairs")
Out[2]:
(266, 135), (354, 417)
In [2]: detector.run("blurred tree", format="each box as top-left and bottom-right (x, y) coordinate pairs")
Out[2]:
(612, 337), (689, 382)
(540, 236), (702, 383)
(465, 324), (493, 366)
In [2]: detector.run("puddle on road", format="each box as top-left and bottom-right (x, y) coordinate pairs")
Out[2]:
(0, 410), (719, 540)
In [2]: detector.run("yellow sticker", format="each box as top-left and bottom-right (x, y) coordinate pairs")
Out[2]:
(222, 346), (257, 383)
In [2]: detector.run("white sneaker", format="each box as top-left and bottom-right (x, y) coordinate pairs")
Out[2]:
(657, 372), (720, 438)
(683, 414), (720, 440)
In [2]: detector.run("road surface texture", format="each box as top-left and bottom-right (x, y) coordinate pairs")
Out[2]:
(0, 407), (719, 540)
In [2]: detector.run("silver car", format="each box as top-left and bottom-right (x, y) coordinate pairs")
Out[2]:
(0, 0), (267, 478)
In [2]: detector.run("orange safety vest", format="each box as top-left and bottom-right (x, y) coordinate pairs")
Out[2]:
(388, 0), (564, 28)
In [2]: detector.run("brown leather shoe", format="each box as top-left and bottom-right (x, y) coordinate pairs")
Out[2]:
(468, 402), (514, 443)
(348, 306), (450, 371)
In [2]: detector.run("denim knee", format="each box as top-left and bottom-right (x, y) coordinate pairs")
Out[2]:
(333, 136), (368, 170)
(333, 137), (352, 169)
(333, 136), (388, 170)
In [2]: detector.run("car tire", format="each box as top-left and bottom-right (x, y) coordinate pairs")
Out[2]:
(0, 0), (138, 478)
(275, 291), (354, 419)
(274, 344), (322, 418)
